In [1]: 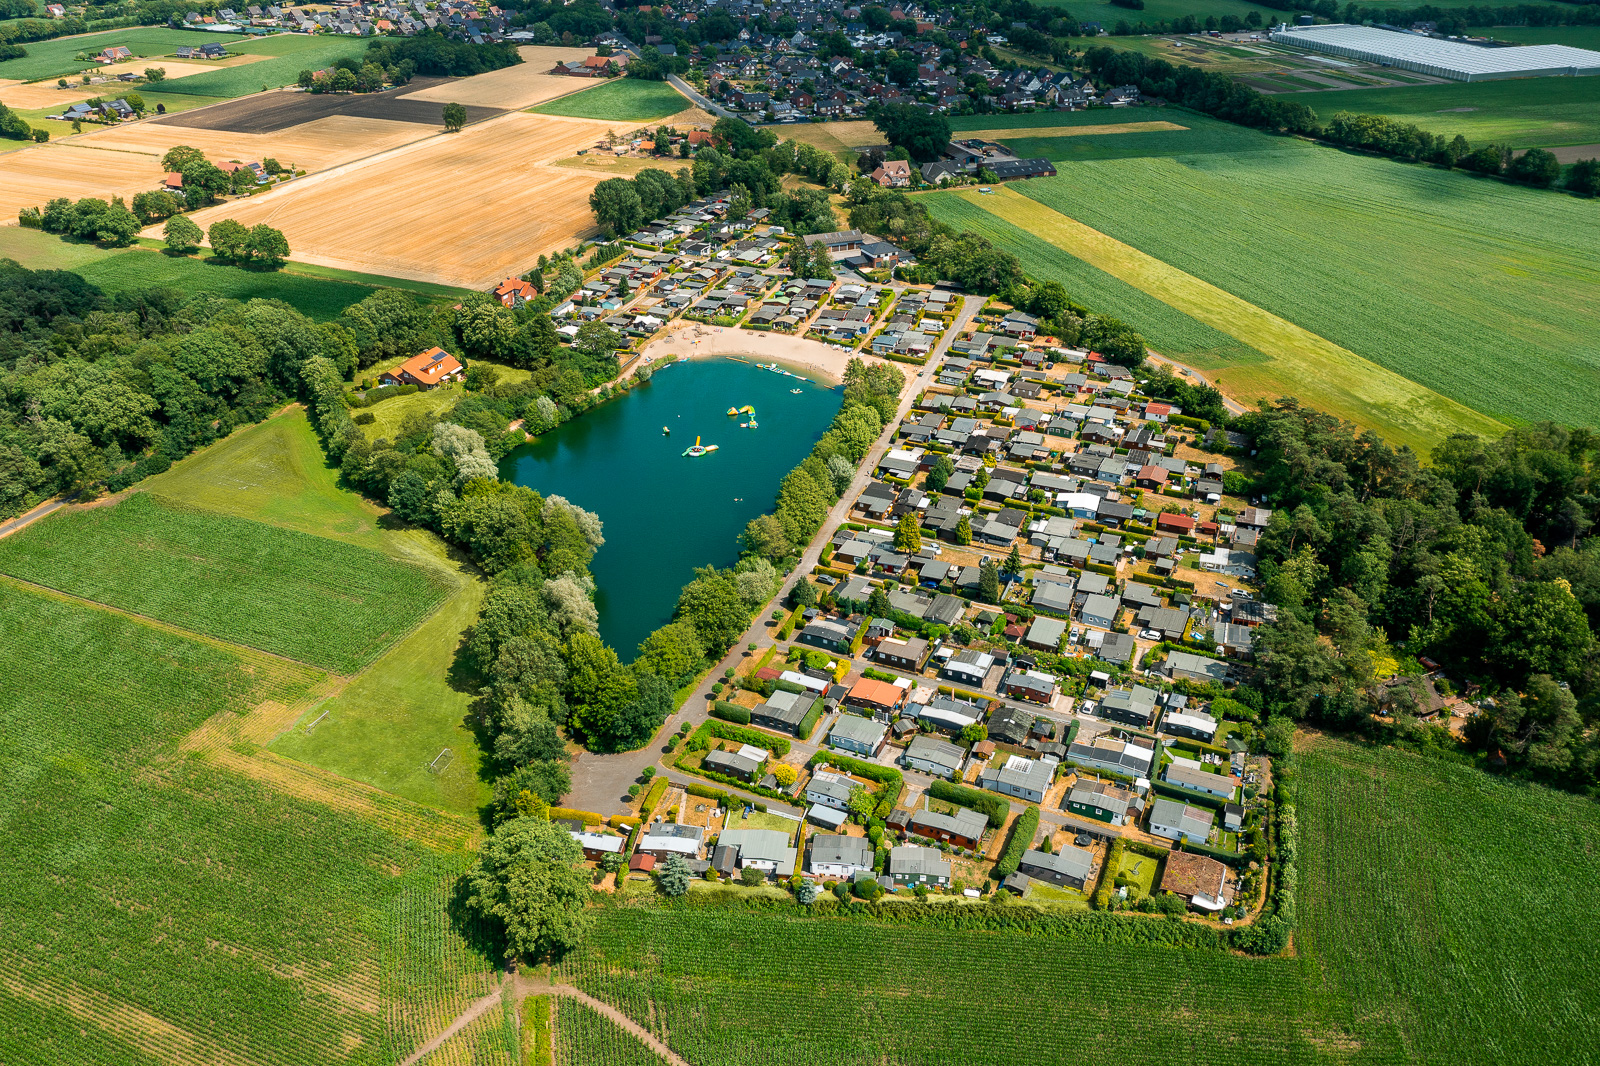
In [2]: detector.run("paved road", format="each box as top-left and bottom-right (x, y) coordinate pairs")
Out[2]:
(668, 73), (734, 118)
(567, 295), (985, 814)
(0, 496), (69, 540)
(1144, 351), (1246, 416)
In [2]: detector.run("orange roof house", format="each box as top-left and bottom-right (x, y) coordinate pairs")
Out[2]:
(1157, 512), (1196, 535)
(494, 277), (537, 306)
(379, 347), (464, 389)
(845, 677), (905, 713)
(687, 130), (714, 146)
(163, 172), (183, 191)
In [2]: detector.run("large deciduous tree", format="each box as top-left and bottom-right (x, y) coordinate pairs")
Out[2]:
(461, 817), (592, 960)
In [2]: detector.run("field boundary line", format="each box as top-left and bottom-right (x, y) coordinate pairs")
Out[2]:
(396, 982), (507, 1066)
(0, 570), (339, 677)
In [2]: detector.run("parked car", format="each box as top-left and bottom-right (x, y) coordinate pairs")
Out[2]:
(1139, 629), (1162, 641)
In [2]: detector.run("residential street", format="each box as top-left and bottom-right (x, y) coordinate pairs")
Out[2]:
(566, 294), (984, 814)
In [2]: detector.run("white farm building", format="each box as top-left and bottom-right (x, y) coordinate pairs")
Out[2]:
(1271, 24), (1600, 82)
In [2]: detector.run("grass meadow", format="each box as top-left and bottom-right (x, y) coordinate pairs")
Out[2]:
(555, 735), (1600, 1066)
(1306, 75), (1600, 149)
(531, 77), (690, 122)
(155, 37), (366, 98)
(0, 27), (227, 81)
(0, 232), (472, 321)
(148, 409), (495, 816)
(0, 584), (499, 1065)
(0, 491), (449, 673)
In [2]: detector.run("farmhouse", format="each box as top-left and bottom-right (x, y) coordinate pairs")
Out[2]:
(1160, 851), (1229, 911)
(1017, 845), (1094, 889)
(380, 347), (464, 389)
(494, 277), (537, 307)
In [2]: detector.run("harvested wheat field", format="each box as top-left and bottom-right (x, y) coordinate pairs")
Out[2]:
(81, 113), (432, 174)
(398, 46), (596, 109)
(0, 142), (163, 223)
(181, 112), (620, 288)
(780, 119), (886, 157)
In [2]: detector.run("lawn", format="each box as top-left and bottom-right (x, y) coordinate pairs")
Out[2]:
(925, 186), (1505, 455)
(0, 583), (498, 1066)
(1112, 847), (1158, 900)
(531, 77), (689, 122)
(1306, 75), (1600, 149)
(0, 26), (228, 81)
(0, 491), (450, 673)
(360, 380), (473, 440)
(155, 37), (366, 97)
(726, 808), (800, 835)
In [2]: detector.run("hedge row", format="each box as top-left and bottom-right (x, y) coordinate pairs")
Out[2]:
(809, 751), (903, 792)
(927, 779), (1010, 828)
(685, 783), (733, 804)
(641, 777), (669, 816)
(996, 806), (1040, 877)
(549, 806), (603, 825)
(796, 701), (824, 742)
(1175, 838), (1249, 869)
(701, 719), (792, 758)
(711, 702), (752, 725)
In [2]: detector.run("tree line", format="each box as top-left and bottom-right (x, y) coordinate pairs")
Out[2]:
(1323, 112), (1598, 195)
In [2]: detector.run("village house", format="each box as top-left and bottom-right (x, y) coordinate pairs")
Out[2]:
(379, 347), (464, 389)
(827, 715), (888, 758)
(1017, 845), (1094, 889)
(1160, 851), (1230, 912)
(901, 734), (966, 778)
(1065, 779), (1135, 826)
(807, 834), (873, 879)
(1148, 798), (1214, 844)
(888, 844), (951, 888)
(907, 805), (987, 849)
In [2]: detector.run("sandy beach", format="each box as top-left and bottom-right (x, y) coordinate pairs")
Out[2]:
(635, 321), (900, 386)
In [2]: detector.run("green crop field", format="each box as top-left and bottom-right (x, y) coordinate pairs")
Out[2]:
(1485, 25), (1600, 49)
(531, 77), (689, 122)
(555, 734), (1600, 1066)
(0, 492), (449, 673)
(156, 37), (365, 98)
(1307, 75), (1600, 148)
(0, 584), (498, 1065)
(953, 107), (1280, 162)
(1296, 738), (1600, 1064)
(553, 999), (668, 1066)
(931, 117), (1600, 435)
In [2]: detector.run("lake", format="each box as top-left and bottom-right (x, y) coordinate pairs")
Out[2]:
(500, 357), (841, 657)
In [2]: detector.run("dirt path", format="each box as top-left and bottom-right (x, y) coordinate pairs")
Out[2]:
(397, 983), (508, 1066)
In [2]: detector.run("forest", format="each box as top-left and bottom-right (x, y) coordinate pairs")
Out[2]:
(1232, 402), (1600, 793)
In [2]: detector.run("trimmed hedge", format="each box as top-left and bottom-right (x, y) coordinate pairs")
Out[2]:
(685, 783), (734, 804)
(549, 806), (603, 825)
(927, 780), (1010, 828)
(701, 719), (791, 757)
(1175, 839), (1249, 869)
(809, 751), (903, 791)
(711, 702), (752, 725)
(796, 701), (824, 742)
(996, 806), (1040, 877)
(640, 777), (669, 816)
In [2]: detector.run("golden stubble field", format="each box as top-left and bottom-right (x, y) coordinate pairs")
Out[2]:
(0, 114), (431, 223)
(179, 112), (628, 288)
(398, 45), (598, 109)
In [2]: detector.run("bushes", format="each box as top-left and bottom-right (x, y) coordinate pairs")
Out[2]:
(808, 751), (903, 792)
(685, 783), (734, 804)
(641, 776), (669, 815)
(710, 701), (751, 725)
(548, 805), (603, 825)
(927, 779), (1010, 828)
(995, 806), (1039, 878)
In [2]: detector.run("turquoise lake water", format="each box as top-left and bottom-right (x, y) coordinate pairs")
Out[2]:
(500, 358), (841, 658)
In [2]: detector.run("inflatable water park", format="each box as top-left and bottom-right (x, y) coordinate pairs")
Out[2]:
(683, 435), (719, 458)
